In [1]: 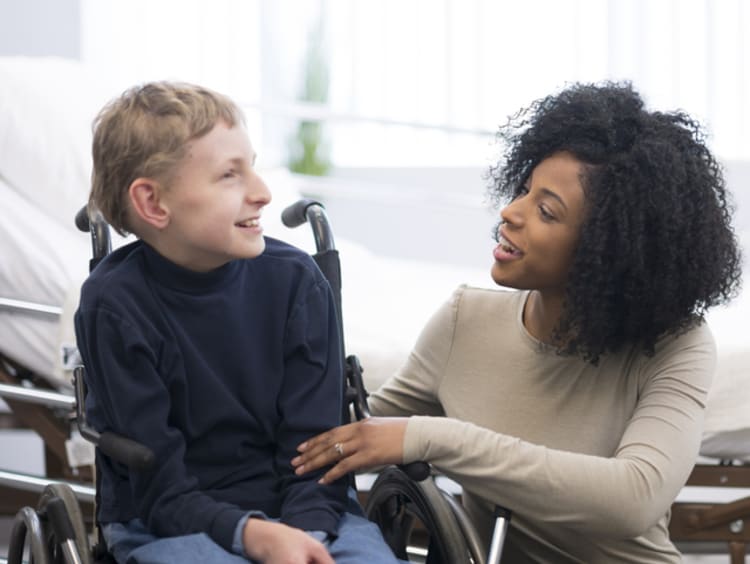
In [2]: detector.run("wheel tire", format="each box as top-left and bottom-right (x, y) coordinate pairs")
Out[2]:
(365, 466), (473, 564)
(37, 482), (92, 564)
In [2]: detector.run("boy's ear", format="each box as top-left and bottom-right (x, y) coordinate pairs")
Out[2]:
(128, 178), (170, 229)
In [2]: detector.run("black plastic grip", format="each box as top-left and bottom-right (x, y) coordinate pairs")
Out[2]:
(399, 461), (431, 482)
(45, 498), (77, 541)
(75, 205), (90, 232)
(99, 431), (155, 471)
(494, 505), (512, 519)
(281, 198), (324, 228)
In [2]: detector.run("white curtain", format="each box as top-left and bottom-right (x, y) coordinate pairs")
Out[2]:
(79, 0), (750, 165)
(320, 0), (750, 164)
(79, 0), (265, 145)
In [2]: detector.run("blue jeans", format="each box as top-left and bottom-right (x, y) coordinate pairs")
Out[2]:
(103, 496), (406, 563)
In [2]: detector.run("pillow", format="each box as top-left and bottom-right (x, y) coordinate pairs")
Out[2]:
(0, 56), (115, 231)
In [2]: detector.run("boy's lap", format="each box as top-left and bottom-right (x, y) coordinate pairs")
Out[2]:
(105, 513), (406, 564)
(124, 532), (247, 564)
(104, 520), (245, 564)
(328, 511), (408, 564)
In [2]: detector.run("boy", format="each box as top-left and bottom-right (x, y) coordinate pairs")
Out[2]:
(74, 82), (401, 563)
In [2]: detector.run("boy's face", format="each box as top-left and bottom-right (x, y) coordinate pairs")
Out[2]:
(157, 121), (271, 271)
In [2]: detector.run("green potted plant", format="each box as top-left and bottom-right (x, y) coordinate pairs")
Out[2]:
(288, 14), (331, 176)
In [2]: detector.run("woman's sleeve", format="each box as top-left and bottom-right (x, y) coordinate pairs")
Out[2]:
(402, 324), (716, 538)
(367, 287), (467, 418)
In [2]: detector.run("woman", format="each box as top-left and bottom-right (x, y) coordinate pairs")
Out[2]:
(291, 82), (743, 562)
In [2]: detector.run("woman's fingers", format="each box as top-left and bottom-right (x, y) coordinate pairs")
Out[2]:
(297, 422), (357, 454)
(293, 436), (363, 476)
(293, 424), (361, 473)
(317, 450), (368, 484)
(292, 441), (353, 476)
(293, 418), (409, 479)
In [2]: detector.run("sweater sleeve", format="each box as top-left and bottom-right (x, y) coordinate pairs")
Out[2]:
(400, 317), (715, 538)
(275, 276), (348, 536)
(74, 303), (247, 551)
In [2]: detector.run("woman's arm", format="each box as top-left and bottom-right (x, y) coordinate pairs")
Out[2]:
(399, 324), (715, 537)
(295, 287), (715, 538)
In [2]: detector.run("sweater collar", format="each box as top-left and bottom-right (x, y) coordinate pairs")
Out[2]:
(141, 241), (240, 293)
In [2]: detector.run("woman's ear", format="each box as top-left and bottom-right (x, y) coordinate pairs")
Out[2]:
(128, 178), (170, 229)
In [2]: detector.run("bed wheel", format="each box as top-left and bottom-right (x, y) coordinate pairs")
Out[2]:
(365, 466), (477, 564)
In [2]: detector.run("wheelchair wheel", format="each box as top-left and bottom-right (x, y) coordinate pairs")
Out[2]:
(37, 482), (92, 564)
(365, 466), (474, 564)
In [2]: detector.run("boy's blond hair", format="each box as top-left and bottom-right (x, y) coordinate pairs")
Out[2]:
(90, 81), (245, 235)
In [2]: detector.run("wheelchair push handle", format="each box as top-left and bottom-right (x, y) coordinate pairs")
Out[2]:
(75, 204), (111, 266)
(281, 198), (318, 228)
(282, 198), (335, 253)
(74, 205), (90, 232)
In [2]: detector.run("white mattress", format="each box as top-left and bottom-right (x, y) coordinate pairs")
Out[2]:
(0, 177), (89, 387)
(0, 55), (116, 389)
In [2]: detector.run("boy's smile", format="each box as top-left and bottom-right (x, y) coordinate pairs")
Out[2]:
(151, 121), (271, 272)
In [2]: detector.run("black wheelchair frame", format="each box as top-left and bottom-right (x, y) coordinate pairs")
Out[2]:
(3, 199), (510, 564)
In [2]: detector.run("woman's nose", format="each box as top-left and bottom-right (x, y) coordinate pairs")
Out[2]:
(500, 199), (522, 227)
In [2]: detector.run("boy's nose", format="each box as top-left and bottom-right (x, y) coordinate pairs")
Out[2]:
(247, 174), (272, 205)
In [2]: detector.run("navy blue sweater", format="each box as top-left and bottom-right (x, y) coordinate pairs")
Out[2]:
(74, 238), (348, 552)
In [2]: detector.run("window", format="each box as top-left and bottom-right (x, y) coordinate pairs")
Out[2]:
(81, 0), (750, 165)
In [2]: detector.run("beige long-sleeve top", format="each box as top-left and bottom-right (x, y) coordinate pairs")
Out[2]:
(368, 286), (715, 563)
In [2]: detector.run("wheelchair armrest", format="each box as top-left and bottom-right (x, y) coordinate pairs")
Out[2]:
(98, 432), (155, 472)
(73, 366), (155, 472)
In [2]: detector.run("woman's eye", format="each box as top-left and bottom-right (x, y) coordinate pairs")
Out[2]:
(539, 205), (555, 221)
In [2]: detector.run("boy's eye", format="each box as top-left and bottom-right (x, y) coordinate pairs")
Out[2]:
(222, 170), (236, 179)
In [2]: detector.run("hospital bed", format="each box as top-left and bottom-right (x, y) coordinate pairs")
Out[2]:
(1, 55), (749, 561)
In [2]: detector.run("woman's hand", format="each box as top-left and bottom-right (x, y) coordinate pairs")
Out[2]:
(292, 417), (408, 484)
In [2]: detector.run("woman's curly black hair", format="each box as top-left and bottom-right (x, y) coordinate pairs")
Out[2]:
(488, 81), (743, 364)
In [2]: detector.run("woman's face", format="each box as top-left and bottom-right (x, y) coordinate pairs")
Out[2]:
(491, 151), (587, 296)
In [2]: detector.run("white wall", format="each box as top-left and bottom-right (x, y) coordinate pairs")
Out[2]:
(0, 0), (80, 58)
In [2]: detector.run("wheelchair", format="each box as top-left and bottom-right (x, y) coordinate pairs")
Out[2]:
(3, 199), (509, 564)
